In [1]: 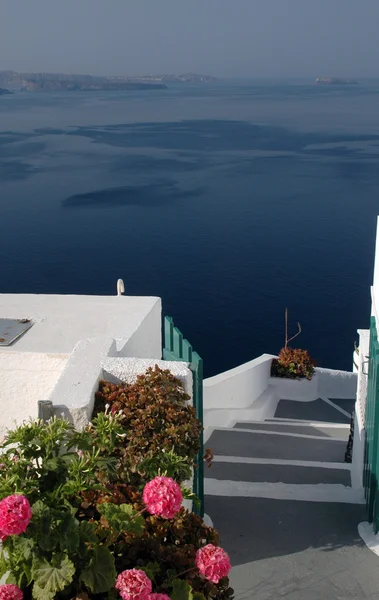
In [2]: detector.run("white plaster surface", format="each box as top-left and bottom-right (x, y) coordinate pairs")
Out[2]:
(116, 300), (162, 360)
(317, 367), (357, 400)
(358, 521), (379, 557)
(102, 357), (193, 397)
(205, 479), (365, 504)
(0, 294), (162, 433)
(49, 338), (116, 430)
(204, 354), (275, 410)
(203, 353), (356, 433)
(0, 294), (161, 355)
(269, 374), (319, 401)
(0, 351), (67, 437)
(203, 385), (278, 433)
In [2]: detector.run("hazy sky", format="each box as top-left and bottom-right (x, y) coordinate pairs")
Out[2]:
(1, 0), (378, 78)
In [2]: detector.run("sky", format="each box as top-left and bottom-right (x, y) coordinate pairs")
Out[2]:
(0, 0), (378, 78)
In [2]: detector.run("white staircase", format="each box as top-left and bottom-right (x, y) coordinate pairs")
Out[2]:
(205, 397), (364, 505)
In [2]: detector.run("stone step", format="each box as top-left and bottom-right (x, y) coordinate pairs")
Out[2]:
(205, 479), (364, 504)
(274, 398), (352, 424)
(207, 428), (347, 463)
(205, 460), (351, 486)
(233, 421), (349, 440)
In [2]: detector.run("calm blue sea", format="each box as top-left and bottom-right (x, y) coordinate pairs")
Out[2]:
(1, 81), (379, 376)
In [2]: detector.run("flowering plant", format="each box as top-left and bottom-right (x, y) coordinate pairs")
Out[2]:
(0, 412), (232, 600)
(271, 347), (316, 380)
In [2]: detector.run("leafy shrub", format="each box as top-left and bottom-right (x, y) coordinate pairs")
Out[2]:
(0, 388), (232, 599)
(81, 485), (233, 600)
(94, 367), (202, 486)
(271, 347), (316, 380)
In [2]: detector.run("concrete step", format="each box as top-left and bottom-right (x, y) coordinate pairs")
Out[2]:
(205, 460), (351, 486)
(205, 479), (364, 504)
(274, 398), (352, 424)
(207, 428), (347, 463)
(233, 421), (349, 440)
(266, 417), (350, 427)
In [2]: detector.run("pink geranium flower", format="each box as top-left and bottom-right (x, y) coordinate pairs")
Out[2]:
(196, 544), (231, 583)
(142, 476), (182, 519)
(0, 584), (23, 600)
(115, 569), (152, 600)
(0, 495), (32, 537)
(148, 595), (171, 600)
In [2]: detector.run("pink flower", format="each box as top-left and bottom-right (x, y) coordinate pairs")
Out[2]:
(148, 595), (171, 600)
(0, 584), (23, 600)
(115, 569), (152, 600)
(0, 495), (32, 536)
(196, 544), (231, 583)
(143, 476), (182, 519)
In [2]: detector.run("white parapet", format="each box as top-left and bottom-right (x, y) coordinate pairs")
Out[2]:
(204, 354), (275, 410)
(204, 354), (357, 430)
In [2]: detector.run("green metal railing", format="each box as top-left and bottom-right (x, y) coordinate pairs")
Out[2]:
(162, 316), (204, 517)
(364, 316), (379, 532)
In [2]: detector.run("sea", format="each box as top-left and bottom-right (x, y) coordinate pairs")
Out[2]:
(1, 80), (379, 376)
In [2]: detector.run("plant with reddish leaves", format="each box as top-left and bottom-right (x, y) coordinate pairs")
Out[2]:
(94, 367), (202, 486)
(271, 347), (316, 380)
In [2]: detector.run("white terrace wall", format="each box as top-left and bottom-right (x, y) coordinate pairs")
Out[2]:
(204, 354), (275, 410)
(0, 352), (68, 438)
(116, 300), (162, 360)
(204, 354), (357, 430)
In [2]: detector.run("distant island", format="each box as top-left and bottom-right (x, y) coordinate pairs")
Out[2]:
(0, 71), (218, 92)
(315, 77), (358, 86)
(0, 88), (12, 95)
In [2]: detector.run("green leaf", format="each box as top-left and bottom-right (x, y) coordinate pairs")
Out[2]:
(192, 594), (207, 600)
(78, 521), (99, 558)
(0, 549), (9, 578)
(171, 579), (196, 600)
(32, 554), (75, 599)
(140, 561), (160, 581)
(79, 521), (98, 545)
(80, 546), (116, 594)
(97, 503), (145, 535)
(30, 502), (58, 552)
(11, 536), (35, 563)
(59, 512), (79, 553)
(32, 583), (53, 600)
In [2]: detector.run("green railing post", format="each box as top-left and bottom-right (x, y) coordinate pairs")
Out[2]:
(364, 316), (379, 532)
(163, 316), (204, 518)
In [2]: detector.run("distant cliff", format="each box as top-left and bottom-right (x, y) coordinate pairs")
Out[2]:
(0, 70), (217, 92)
(315, 77), (358, 86)
(20, 80), (167, 92)
(137, 73), (219, 84)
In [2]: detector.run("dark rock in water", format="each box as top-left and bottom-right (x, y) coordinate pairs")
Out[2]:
(0, 88), (12, 95)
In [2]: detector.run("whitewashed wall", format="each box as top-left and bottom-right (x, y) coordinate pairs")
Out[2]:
(0, 352), (68, 438)
(116, 300), (162, 359)
(204, 354), (357, 431)
(204, 354), (275, 410)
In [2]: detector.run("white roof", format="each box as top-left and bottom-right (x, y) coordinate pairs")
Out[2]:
(0, 294), (160, 354)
